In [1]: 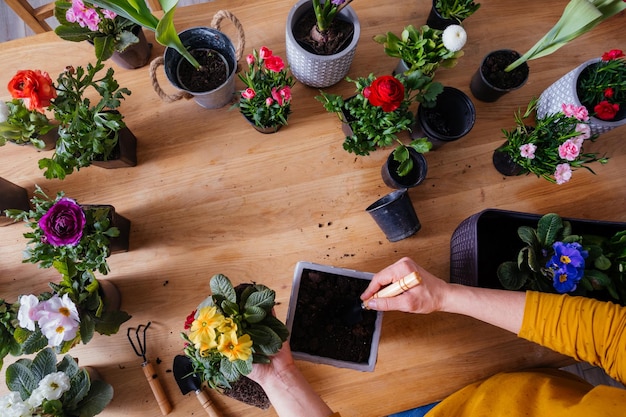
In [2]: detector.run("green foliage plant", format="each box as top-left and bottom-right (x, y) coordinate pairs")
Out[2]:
(434, 0), (480, 21)
(317, 72), (442, 176)
(0, 100), (54, 149)
(181, 274), (289, 390)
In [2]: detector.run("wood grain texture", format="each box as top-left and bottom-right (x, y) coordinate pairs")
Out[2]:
(0, 1), (625, 416)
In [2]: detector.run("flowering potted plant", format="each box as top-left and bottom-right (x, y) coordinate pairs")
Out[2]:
(0, 70), (56, 150)
(54, 0), (152, 69)
(538, 49), (626, 135)
(1, 348), (113, 416)
(497, 212), (626, 305)
(236, 46), (295, 133)
(286, 0), (360, 87)
(493, 97), (609, 184)
(5, 62), (134, 180)
(180, 273), (289, 408)
(426, 0), (481, 29)
(317, 72), (442, 177)
(374, 24), (467, 77)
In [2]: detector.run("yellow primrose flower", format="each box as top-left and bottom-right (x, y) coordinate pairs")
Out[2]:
(189, 306), (225, 353)
(218, 317), (237, 334)
(217, 330), (253, 362)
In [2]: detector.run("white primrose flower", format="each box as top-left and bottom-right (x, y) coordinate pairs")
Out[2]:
(0, 101), (9, 123)
(37, 371), (71, 400)
(38, 294), (80, 346)
(0, 392), (32, 417)
(17, 294), (41, 331)
(442, 25), (467, 52)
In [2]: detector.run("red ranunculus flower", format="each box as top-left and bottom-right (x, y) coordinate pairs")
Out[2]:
(594, 100), (620, 121)
(365, 75), (405, 112)
(7, 69), (57, 112)
(264, 55), (285, 72)
(601, 49), (625, 61)
(38, 197), (86, 246)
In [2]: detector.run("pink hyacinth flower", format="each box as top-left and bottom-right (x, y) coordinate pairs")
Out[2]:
(561, 103), (589, 121)
(558, 139), (580, 161)
(554, 163), (572, 185)
(241, 88), (255, 99)
(519, 143), (537, 159)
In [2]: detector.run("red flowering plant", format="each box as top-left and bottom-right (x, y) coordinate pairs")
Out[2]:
(317, 71), (442, 176)
(180, 274), (289, 390)
(577, 48), (626, 121)
(0, 69), (56, 148)
(235, 46), (295, 130)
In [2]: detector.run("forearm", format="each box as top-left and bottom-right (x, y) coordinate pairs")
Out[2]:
(440, 283), (527, 334)
(256, 363), (334, 417)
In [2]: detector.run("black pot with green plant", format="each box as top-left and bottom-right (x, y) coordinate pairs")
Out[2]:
(427, 0), (481, 29)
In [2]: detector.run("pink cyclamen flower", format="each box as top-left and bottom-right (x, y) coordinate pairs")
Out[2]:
(554, 163), (572, 185)
(241, 88), (255, 99)
(246, 54), (255, 65)
(259, 46), (272, 60)
(519, 143), (537, 159)
(265, 97), (274, 106)
(574, 123), (591, 142)
(558, 139), (580, 161)
(561, 103), (589, 121)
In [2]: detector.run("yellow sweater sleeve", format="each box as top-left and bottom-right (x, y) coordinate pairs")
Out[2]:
(519, 291), (626, 383)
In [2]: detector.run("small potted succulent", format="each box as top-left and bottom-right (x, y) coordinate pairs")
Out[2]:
(497, 213), (626, 305)
(373, 24), (467, 77)
(538, 48), (626, 136)
(180, 274), (289, 408)
(1, 348), (113, 416)
(236, 46), (295, 133)
(493, 97), (609, 184)
(317, 71), (442, 178)
(426, 0), (481, 29)
(1, 70), (57, 150)
(54, 0), (152, 69)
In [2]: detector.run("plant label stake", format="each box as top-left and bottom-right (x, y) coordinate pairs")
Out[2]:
(127, 322), (172, 415)
(343, 272), (422, 325)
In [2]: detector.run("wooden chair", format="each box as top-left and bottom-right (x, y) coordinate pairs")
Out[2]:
(5, 0), (56, 34)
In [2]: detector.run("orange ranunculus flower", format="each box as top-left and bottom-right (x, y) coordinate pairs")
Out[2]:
(7, 69), (57, 112)
(217, 330), (253, 362)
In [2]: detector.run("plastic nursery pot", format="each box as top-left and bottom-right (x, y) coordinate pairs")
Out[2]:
(470, 49), (529, 102)
(426, 0), (459, 30)
(366, 189), (421, 242)
(414, 86), (476, 149)
(0, 177), (29, 227)
(381, 148), (428, 189)
(110, 25), (152, 70)
(285, 0), (360, 88)
(492, 142), (525, 176)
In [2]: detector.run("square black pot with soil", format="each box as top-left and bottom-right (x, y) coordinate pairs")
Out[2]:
(286, 261), (383, 372)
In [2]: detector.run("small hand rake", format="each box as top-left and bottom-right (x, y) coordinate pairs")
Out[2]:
(127, 322), (172, 415)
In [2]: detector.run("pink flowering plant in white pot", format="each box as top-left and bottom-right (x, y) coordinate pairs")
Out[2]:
(497, 97), (609, 184)
(236, 46), (295, 130)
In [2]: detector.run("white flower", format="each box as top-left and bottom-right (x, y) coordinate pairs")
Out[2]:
(37, 371), (71, 400)
(26, 386), (45, 409)
(442, 25), (467, 52)
(38, 294), (80, 346)
(0, 101), (9, 123)
(0, 392), (32, 417)
(17, 294), (41, 331)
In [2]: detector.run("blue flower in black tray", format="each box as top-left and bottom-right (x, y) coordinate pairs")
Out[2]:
(547, 241), (588, 293)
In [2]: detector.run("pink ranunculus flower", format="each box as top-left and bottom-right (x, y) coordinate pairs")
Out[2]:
(519, 143), (537, 159)
(554, 163), (572, 185)
(264, 55), (285, 72)
(561, 103), (589, 121)
(574, 123), (591, 142)
(241, 88), (255, 99)
(558, 139), (580, 161)
(246, 54), (255, 65)
(259, 46), (272, 60)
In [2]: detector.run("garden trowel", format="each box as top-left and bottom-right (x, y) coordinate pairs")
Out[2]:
(173, 355), (223, 417)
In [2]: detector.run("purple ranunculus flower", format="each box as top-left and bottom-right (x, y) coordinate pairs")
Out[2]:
(38, 197), (86, 246)
(546, 241), (588, 293)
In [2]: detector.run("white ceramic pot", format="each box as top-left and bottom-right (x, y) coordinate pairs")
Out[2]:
(285, 0), (360, 88)
(537, 57), (626, 136)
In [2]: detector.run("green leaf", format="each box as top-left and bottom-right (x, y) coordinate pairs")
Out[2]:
(537, 213), (563, 247)
(233, 357), (253, 376)
(6, 361), (37, 399)
(31, 348), (57, 382)
(210, 274), (236, 303)
(221, 300), (240, 316)
(76, 379), (114, 417)
(93, 309), (132, 336)
(497, 261), (529, 290)
(64, 369), (90, 410)
(155, 6), (200, 69)
(243, 289), (275, 311)
(219, 357), (240, 382)
(517, 226), (538, 247)
(243, 306), (266, 323)
(261, 315), (290, 342)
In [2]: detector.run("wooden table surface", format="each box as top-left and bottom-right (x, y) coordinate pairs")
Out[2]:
(1, 1), (625, 416)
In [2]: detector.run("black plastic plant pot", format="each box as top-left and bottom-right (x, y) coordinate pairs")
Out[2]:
(286, 261), (384, 372)
(492, 144), (525, 176)
(470, 49), (529, 102)
(0, 178), (29, 227)
(381, 148), (428, 189)
(415, 87), (475, 148)
(426, 0), (459, 30)
(366, 189), (421, 242)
